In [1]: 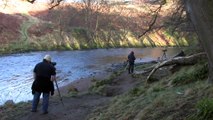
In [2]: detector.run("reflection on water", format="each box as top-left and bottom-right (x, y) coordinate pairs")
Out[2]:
(0, 47), (181, 105)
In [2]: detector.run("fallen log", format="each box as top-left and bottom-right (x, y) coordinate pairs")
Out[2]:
(146, 52), (207, 83)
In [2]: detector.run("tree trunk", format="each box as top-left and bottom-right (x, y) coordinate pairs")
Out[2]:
(186, 0), (213, 83)
(146, 52), (206, 83)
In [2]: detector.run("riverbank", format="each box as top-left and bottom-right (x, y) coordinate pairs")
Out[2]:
(0, 47), (185, 106)
(59, 71), (113, 95)
(0, 62), (125, 120)
(0, 56), (212, 120)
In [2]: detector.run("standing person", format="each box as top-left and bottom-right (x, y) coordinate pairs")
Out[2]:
(31, 54), (56, 114)
(128, 51), (136, 74)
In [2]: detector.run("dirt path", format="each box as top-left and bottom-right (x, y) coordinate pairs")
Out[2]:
(17, 71), (141, 120)
(21, 95), (110, 120)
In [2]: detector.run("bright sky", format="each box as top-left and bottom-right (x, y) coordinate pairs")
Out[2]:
(35, 0), (79, 2)
(0, 0), (82, 14)
(0, 0), (49, 14)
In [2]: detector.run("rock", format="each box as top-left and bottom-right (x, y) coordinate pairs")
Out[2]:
(184, 88), (193, 96)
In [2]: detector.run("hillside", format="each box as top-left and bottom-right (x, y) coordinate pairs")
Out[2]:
(0, 13), (24, 44)
(0, 0), (198, 54)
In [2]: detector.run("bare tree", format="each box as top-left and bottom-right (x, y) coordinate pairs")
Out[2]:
(138, 2), (164, 38)
(136, 0), (213, 84)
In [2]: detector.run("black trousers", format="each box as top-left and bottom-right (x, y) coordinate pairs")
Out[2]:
(128, 64), (134, 74)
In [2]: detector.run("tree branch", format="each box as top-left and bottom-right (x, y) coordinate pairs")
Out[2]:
(49, 0), (63, 10)
(146, 52), (207, 83)
(138, 2), (164, 38)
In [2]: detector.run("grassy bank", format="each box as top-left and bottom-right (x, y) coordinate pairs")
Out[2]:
(88, 59), (213, 120)
(0, 102), (31, 120)
(0, 26), (196, 55)
(1, 51), (212, 120)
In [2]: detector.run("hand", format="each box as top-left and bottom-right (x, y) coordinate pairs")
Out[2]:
(51, 75), (56, 81)
(51, 91), (54, 96)
(32, 91), (35, 95)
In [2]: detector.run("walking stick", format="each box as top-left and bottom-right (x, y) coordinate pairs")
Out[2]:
(54, 80), (64, 106)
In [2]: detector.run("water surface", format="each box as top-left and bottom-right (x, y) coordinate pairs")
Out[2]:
(0, 47), (181, 105)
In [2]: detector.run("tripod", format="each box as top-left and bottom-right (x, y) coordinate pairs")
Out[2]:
(161, 49), (167, 61)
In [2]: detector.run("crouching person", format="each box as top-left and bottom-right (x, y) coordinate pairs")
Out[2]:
(31, 54), (56, 114)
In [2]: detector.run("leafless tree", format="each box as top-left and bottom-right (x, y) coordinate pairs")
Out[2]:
(137, 0), (213, 84)
(138, 1), (164, 38)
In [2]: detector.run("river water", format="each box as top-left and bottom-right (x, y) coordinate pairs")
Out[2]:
(0, 47), (181, 105)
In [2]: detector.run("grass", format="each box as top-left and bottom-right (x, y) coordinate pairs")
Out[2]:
(0, 51), (211, 120)
(89, 81), (211, 120)
(0, 18), (199, 55)
(188, 98), (213, 120)
(89, 70), (123, 95)
(88, 59), (211, 120)
(171, 61), (208, 86)
(0, 102), (31, 120)
(164, 28), (198, 47)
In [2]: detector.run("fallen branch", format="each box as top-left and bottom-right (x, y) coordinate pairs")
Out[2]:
(146, 52), (207, 83)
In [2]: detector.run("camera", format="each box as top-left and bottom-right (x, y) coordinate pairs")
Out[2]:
(162, 49), (167, 52)
(51, 62), (57, 66)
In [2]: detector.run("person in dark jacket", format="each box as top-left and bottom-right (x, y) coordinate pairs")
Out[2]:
(31, 54), (56, 114)
(128, 51), (136, 74)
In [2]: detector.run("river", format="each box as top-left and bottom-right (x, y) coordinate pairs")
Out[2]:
(0, 47), (182, 105)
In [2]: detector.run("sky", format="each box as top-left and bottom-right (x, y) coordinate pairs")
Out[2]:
(35, 0), (79, 2)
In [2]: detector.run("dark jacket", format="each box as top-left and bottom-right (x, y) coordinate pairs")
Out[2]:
(32, 60), (56, 93)
(128, 52), (136, 65)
